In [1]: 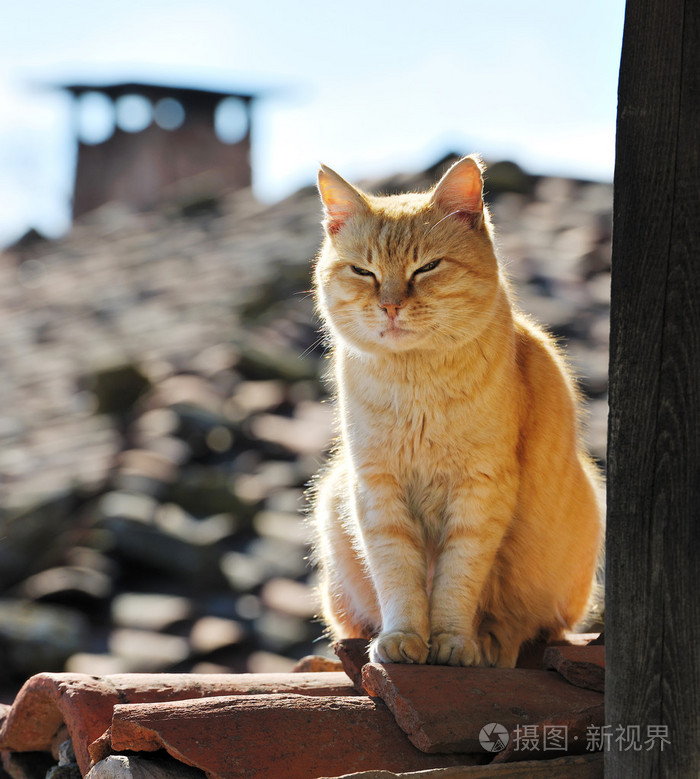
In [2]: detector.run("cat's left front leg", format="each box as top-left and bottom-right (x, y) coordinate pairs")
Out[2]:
(428, 476), (516, 666)
(353, 475), (431, 664)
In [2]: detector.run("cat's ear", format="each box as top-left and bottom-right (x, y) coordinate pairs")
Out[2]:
(317, 165), (368, 236)
(430, 155), (484, 228)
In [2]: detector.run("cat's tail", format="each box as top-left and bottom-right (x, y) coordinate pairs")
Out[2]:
(577, 517), (606, 634)
(576, 459), (606, 634)
(580, 561), (605, 633)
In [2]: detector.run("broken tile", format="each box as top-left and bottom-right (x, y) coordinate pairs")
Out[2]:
(361, 663), (603, 753)
(515, 632), (601, 670)
(334, 639), (370, 692)
(292, 655), (343, 673)
(542, 645), (605, 692)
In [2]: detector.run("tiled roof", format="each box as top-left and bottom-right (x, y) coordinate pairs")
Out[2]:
(0, 634), (605, 778)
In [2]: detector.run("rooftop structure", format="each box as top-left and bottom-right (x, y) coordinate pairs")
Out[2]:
(61, 81), (259, 218)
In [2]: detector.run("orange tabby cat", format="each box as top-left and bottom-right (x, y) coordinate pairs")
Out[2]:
(311, 155), (603, 667)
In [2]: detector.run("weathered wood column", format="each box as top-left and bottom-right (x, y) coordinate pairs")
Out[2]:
(607, 0), (699, 775)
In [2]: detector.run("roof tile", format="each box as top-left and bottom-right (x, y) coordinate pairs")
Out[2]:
(293, 656), (345, 673)
(542, 645), (605, 693)
(361, 664), (604, 754)
(334, 639), (370, 692)
(0, 672), (356, 775)
(0, 637), (606, 777)
(104, 694), (476, 779)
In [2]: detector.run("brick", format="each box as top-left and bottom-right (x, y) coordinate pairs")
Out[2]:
(0, 672), (357, 775)
(107, 694), (476, 779)
(361, 664), (603, 753)
(542, 645), (605, 692)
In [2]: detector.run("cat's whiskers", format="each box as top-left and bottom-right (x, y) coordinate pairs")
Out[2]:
(299, 334), (326, 360)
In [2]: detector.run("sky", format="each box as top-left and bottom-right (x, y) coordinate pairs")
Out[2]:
(0, 0), (626, 247)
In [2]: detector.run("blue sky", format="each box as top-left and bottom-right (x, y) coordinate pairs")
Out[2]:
(0, 0), (625, 246)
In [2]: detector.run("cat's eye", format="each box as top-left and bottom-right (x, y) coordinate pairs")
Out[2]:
(413, 258), (442, 276)
(351, 265), (376, 278)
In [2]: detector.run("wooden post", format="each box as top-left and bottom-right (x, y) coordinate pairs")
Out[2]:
(607, 0), (700, 775)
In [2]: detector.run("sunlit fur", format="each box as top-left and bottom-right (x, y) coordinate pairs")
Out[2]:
(311, 156), (603, 667)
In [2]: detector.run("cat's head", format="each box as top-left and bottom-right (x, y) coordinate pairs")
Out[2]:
(314, 155), (502, 355)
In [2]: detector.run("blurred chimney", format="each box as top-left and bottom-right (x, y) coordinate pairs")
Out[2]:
(60, 82), (259, 219)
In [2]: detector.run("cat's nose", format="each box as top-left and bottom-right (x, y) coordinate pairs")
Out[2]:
(380, 301), (403, 320)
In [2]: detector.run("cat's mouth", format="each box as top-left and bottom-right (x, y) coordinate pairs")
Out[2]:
(379, 323), (413, 339)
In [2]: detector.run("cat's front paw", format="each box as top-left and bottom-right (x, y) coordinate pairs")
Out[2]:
(428, 632), (482, 666)
(370, 631), (429, 664)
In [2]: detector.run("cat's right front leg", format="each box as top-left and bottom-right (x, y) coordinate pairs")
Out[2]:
(353, 474), (430, 664)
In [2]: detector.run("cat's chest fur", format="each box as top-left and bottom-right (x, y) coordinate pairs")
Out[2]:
(337, 348), (515, 486)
